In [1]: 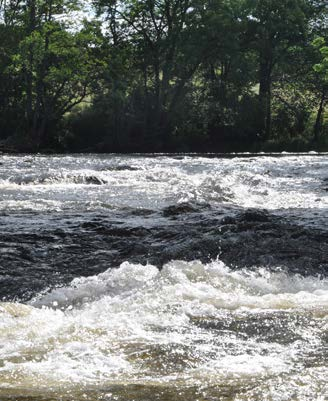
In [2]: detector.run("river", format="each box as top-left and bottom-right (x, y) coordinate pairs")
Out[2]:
(0, 153), (327, 400)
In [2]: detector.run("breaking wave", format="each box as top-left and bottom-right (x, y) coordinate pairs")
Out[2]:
(1, 260), (327, 400)
(1, 172), (108, 186)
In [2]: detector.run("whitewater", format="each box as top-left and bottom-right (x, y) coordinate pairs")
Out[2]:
(0, 154), (327, 400)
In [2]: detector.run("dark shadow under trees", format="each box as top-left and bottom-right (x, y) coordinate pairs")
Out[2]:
(1, 0), (328, 153)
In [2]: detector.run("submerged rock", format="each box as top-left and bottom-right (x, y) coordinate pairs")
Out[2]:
(238, 210), (270, 223)
(163, 203), (198, 217)
(103, 165), (139, 171)
(162, 202), (210, 217)
(83, 176), (107, 185)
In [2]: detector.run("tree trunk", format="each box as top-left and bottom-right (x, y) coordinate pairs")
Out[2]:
(259, 55), (273, 140)
(313, 90), (325, 143)
(25, 0), (36, 143)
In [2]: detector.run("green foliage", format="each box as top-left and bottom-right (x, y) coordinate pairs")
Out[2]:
(0, 0), (104, 149)
(1, 0), (328, 151)
(313, 37), (328, 80)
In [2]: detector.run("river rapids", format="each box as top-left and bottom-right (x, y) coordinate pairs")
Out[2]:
(0, 153), (327, 400)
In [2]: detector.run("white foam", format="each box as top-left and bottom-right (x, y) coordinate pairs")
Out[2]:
(30, 260), (328, 311)
(0, 260), (326, 396)
(0, 155), (327, 220)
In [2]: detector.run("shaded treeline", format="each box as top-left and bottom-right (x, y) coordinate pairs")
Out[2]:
(1, 0), (328, 152)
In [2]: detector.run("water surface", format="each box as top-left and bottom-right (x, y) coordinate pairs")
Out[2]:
(0, 154), (327, 400)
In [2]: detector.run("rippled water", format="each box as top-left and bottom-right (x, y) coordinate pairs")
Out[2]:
(0, 153), (328, 400)
(0, 153), (327, 212)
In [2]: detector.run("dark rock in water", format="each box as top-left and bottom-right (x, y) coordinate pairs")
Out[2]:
(220, 216), (236, 225)
(84, 176), (107, 185)
(163, 203), (197, 217)
(12, 174), (108, 186)
(15, 177), (35, 185)
(53, 228), (67, 238)
(130, 208), (155, 216)
(115, 165), (138, 171)
(103, 165), (138, 171)
(162, 202), (210, 217)
(238, 210), (270, 223)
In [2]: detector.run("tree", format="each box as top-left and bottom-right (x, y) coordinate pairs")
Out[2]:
(311, 36), (328, 141)
(245, 0), (310, 140)
(95, 0), (214, 149)
(196, 0), (259, 147)
(0, 0), (25, 140)
(2, 0), (328, 152)
(1, 0), (103, 149)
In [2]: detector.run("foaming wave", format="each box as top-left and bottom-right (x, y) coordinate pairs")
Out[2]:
(0, 172), (108, 187)
(0, 260), (327, 400)
(31, 262), (160, 308)
(30, 260), (328, 311)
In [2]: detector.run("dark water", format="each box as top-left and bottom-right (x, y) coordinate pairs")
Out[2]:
(0, 154), (327, 400)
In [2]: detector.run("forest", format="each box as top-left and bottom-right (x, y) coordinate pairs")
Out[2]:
(0, 0), (328, 153)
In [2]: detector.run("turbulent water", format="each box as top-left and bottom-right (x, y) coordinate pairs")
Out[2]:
(0, 153), (328, 400)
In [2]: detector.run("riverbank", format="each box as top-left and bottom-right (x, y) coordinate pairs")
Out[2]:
(1, 133), (328, 155)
